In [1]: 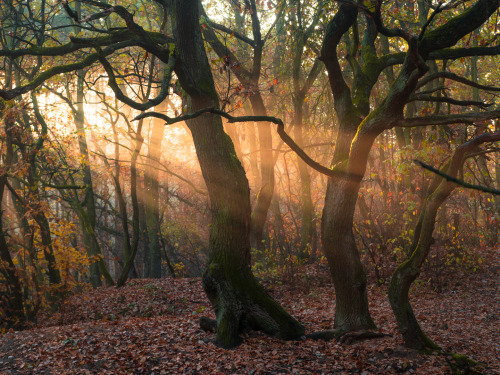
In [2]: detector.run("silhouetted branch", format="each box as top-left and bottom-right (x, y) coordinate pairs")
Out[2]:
(134, 108), (360, 180)
(206, 19), (255, 47)
(408, 95), (493, 108)
(414, 160), (500, 195)
(416, 71), (500, 91)
(402, 110), (500, 127)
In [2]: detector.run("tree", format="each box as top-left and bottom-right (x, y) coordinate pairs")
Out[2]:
(201, 0), (277, 250)
(150, 0), (305, 348)
(318, 0), (500, 337)
(390, 131), (500, 351)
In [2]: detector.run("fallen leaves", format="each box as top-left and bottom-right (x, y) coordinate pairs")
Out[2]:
(0, 247), (498, 374)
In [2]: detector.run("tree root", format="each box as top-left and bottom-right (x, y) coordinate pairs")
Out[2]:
(442, 352), (485, 375)
(202, 265), (304, 348)
(306, 329), (391, 343)
(199, 317), (217, 332)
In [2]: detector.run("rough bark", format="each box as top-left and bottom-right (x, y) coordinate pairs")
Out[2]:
(171, 0), (304, 348)
(320, 3), (376, 333)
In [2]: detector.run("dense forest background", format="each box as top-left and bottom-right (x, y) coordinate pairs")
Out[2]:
(0, 0), (499, 373)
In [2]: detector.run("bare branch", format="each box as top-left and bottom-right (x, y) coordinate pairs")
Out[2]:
(407, 94), (493, 109)
(415, 160), (500, 195)
(402, 110), (500, 127)
(97, 48), (175, 111)
(134, 108), (361, 181)
(206, 20), (255, 47)
(0, 41), (134, 100)
(417, 71), (500, 91)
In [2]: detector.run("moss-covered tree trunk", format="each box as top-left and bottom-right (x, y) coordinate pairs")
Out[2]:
(171, 0), (304, 348)
(389, 194), (445, 351)
(389, 132), (500, 351)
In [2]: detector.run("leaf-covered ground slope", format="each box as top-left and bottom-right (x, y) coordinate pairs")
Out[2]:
(0, 248), (498, 374)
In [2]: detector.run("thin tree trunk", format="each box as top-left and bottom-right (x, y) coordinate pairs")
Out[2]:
(389, 132), (500, 351)
(144, 97), (165, 278)
(0, 108), (25, 327)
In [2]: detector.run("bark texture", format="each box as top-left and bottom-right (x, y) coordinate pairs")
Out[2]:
(171, 0), (304, 348)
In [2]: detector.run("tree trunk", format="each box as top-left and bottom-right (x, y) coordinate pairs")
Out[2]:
(322, 178), (376, 332)
(144, 100), (165, 278)
(389, 132), (500, 351)
(73, 71), (103, 286)
(116, 119), (144, 287)
(0, 113), (24, 327)
(495, 120), (500, 245)
(249, 95), (275, 250)
(171, 0), (304, 348)
(293, 96), (315, 261)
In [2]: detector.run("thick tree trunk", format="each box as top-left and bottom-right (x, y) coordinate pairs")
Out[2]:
(322, 178), (376, 332)
(171, 0), (304, 348)
(389, 185), (449, 351)
(319, 3), (378, 334)
(201, 7), (275, 251)
(388, 195), (444, 352)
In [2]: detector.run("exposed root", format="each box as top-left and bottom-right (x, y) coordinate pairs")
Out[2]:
(202, 264), (304, 348)
(199, 317), (217, 332)
(442, 352), (485, 375)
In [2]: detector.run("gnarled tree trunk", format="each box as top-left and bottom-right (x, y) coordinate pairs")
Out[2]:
(170, 0), (304, 348)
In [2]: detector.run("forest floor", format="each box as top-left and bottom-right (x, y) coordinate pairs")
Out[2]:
(0, 247), (498, 375)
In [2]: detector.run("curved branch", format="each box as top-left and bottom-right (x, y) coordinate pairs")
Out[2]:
(320, 1), (358, 117)
(416, 71), (500, 91)
(0, 41), (134, 100)
(408, 95), (493, 108)
(97, 49), (175, 111)
(420, 0), (499, 54)
(402, 110), (500, 127)
(134, 108), (360, 180)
